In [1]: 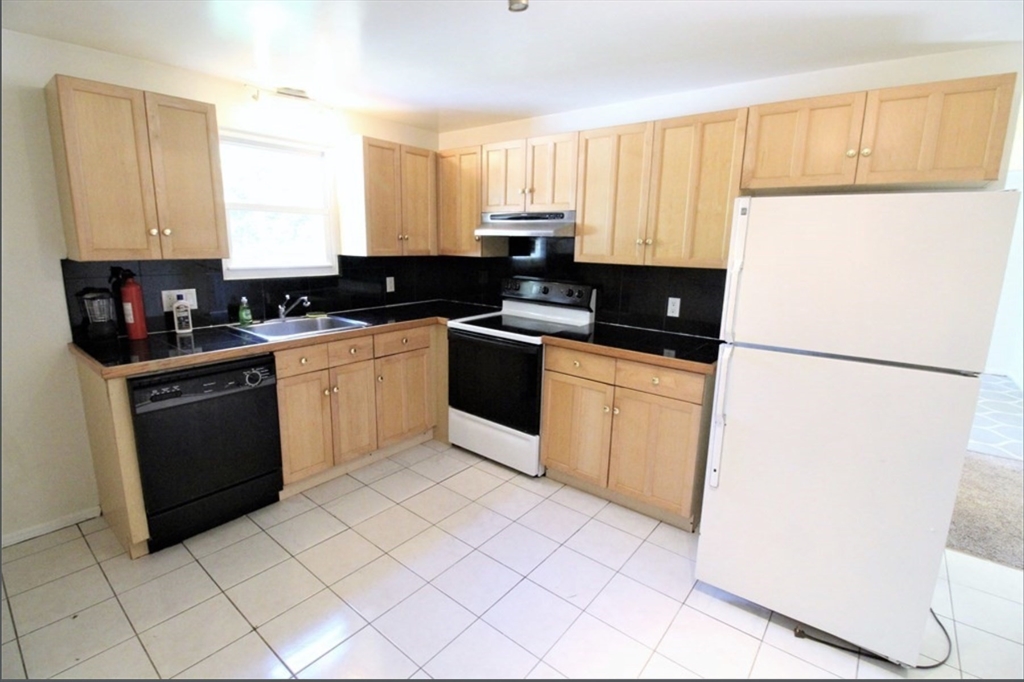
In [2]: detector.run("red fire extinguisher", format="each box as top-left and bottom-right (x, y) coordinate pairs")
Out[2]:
(112, 268), (148, 340)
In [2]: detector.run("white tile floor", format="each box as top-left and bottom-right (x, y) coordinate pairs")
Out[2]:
(2, 440), (1022, 679)
(969, 374), (1023, 461)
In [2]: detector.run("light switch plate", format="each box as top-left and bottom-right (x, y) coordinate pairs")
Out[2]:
(386, 277), (395, 293)
(161, 288), (198, 311)
(667, 297), (681, 318)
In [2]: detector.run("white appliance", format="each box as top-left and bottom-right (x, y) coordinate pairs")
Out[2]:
(696, 190), (1020, 666)
(447, 277), (596, 475)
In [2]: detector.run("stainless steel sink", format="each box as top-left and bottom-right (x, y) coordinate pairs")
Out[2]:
(235, 315), (369, 341)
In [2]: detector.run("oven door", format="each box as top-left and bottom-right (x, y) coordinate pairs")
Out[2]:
(448, 328), (542, 435)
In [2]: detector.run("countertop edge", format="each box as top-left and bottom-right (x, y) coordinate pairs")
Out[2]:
(541, 335), (717, 375)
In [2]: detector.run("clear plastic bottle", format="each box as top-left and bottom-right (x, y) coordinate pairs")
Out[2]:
(238, 296), (253, 327)
(173, 294), (193, 334)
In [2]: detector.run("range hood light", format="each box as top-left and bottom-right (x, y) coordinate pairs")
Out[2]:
(509, 0), (528, 12)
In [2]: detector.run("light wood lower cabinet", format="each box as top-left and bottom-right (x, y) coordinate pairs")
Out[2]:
(540, 345), (713, 529)
(276, 325), (435, 485)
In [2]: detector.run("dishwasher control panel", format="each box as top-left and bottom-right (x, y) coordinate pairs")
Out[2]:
(129, 355), (277, 414)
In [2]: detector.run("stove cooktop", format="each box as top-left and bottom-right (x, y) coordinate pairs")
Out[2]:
(457, 313), (594, 341)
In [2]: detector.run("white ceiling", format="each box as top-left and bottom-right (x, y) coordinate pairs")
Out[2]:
(2, 0), (1021, 132)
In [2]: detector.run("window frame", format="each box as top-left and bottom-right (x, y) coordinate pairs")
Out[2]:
(219, 130), (339, 281)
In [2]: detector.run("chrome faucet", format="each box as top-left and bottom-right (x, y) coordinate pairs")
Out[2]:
(278, 294), (311, 321)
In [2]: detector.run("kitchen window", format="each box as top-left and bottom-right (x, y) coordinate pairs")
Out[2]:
(220, 133), (338, 280)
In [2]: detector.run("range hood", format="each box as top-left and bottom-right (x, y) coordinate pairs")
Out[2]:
(475, 211), (576, 238)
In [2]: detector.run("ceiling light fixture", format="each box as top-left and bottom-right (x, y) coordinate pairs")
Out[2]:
(508, 0), (528, 12)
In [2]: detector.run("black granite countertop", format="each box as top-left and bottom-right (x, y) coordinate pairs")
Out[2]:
(72, 299), (720, 371)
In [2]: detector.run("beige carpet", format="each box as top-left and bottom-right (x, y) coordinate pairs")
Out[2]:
(946, 451), (1024, 570)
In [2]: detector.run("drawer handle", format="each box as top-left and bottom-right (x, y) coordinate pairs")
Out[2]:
(350, 347), (358, 355)
(377, 375), (384, 383)
(613, 407), (620, 415)
(332, 386), (339, 393)
(652, 377), (660, 385)
(603, 405), (610, 413)
(300, 357), (308, 365)
(322, 388), (330, 396)
(573, 360), (580, 368)
(402, 337), (408, 345)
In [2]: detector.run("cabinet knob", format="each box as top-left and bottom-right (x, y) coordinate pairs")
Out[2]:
(636, 239), (643, 246)
(300, 357), (308, 365)
(573, 360), (581, 368)
(350, 347), (358, 355)
(474, 236), (481, 241)
(528, 188), (534, 194)
(645, 238), (653, 245)
(332, 386), (339, 393)
(519, 188), (526, 195)
(861, 148), (872, 157)
(613, 407), (620, 415)
(162, 228), (172, 236)
(404, 235), (410, 240)
(397, 234), (403, 241)
(652, 377), (660, 385)
(323, 388), (330, 396)
(846, 149), (857, 158)
(402, 337), (408, 345)
(377, 375), (384, 383)
(603, 405), (610, 413)
(149, 228), (158, 236)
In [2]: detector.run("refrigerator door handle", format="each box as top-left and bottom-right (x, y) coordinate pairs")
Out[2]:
(707, 343), (734, 488)
(720, 198), (751, 343)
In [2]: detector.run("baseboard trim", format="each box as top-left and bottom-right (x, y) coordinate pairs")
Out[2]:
(2, 506), (101, 548)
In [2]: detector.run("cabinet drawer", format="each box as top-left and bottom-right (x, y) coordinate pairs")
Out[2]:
(275, 344), (329, 378)
(374, 326), (431, 357)
(328, 335), (374, 367)
(545, 346), (616, 384)
(615, 359), (704, 404)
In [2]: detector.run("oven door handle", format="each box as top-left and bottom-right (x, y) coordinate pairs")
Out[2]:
(448, 328), (541, 354)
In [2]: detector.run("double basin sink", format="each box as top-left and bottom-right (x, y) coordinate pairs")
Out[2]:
(234, 315), (369, 342)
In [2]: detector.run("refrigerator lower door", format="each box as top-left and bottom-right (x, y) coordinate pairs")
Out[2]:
(697, 345), (978, 665)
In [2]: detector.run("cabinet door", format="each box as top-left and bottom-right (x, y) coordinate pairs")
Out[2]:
(331, 360), (378, 465)
(608, 386), (702, 516)
(277, 370), (334, 485)
(400, 145), (437, 255)
(481, 140), (526, 212)
(856, 73), (1016, 185)
(647, 109), (747, 268)
(46, 75), (161, 261)
(438, 147), (482, 255)
(574, 122), (654, 265)
(145, 93), (229, 259)
(525, 133), (578, 212)
(375, 348), (433, 448)
(540, 371), (614, 487)
(364, 138), (404, 256)
(741, 92), (866, 189)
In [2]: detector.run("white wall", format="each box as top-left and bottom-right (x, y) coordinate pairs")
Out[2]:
(0, 29), (437, 546)
(3, 29), (1022, 544)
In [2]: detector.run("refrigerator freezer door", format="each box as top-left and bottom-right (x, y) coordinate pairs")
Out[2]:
(696, 345), (978, 665)
(723, 191), (1019, 373)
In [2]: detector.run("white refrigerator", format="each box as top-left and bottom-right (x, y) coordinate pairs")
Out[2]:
(695, 190), (1020, 666)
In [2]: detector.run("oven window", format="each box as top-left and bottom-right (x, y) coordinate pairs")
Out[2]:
(448, 330), (542, 435)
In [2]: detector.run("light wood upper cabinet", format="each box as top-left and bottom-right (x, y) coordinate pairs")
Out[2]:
(647, 109), (747, 268)
(45, 75), (228, 261)
(438, 146), (508, 257)
(857, 73), (1016, 184)
(341, 138), (437, 256)
(574, 122), (655, 265)
(482, 133), (578, 212)
(742, 73), (1016, 189)
(741, 92), (867, 189)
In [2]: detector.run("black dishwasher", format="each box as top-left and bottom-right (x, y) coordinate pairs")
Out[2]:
(128, 355), (283, 551)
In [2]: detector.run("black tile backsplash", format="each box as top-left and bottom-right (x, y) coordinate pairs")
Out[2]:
(61, 239), (725, 341)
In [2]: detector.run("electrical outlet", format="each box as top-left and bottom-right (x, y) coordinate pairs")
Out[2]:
(161, 288), (198, 311)
(386, 276), (395, 293)
(667, 297), (681, 318)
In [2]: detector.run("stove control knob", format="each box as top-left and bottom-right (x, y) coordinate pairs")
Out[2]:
(576, 290), (585, 298)
(541, 286), (549, 295)
(514, 282), (520, 290)
(565, 288), (574, 298)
